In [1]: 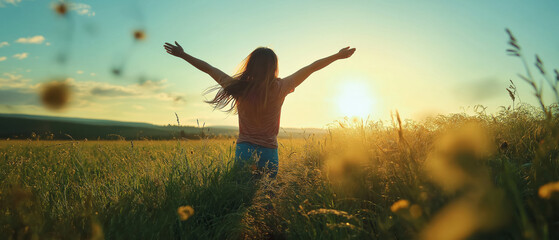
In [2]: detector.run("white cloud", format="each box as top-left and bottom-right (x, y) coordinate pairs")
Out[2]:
(15, 35), (45, 44)
(73, 79), (185, 103)
(70, 79), (157, 99)
(1, 0), (22, 6)
(89, 85), (139, 97)
(90, 73), (96, 76)
(155, 92), (186, 103)
(0, 72), (183, 108)
(45, 42), (51, 46)
(13, 52), (28, 60)
(0, 56), (6, 62)
(0, 73), (32, 89)
(138, 78), (168, 91)
(77, 70), (83, 74)
(70, 3), (95, 17)
(0, 42), (9, 48)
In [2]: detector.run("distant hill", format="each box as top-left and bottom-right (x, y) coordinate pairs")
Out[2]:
(0, 114), (326, 140)
(0, 114), (157, 128)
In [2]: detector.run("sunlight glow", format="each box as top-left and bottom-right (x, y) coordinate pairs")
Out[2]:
(336, 80), (376, 119)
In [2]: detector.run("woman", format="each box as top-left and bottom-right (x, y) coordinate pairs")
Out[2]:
(164, 42), (355, 178)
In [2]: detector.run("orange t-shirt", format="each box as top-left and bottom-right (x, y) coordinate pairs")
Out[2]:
(236, 78), (296, 149)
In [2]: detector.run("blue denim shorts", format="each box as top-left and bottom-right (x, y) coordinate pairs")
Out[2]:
(235, 142), (278, 178)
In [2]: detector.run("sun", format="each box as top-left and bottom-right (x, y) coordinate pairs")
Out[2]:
(336, 81), (376, 119)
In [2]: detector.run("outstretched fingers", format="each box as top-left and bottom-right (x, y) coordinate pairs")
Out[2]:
(347, 48), (356, 57)
(337, 46), (356, 59)
(164, 42), (178, 55)
(163, 41), (185, 56)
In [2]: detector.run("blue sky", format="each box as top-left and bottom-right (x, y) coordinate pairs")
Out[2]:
(1, 0), (558, 128)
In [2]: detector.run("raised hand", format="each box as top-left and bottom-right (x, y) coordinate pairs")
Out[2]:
(164, 41), (185, 58)
(336, 47), (356, 59)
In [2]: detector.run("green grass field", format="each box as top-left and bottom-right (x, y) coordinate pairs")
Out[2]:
(1, 103), (558, 239)
(2, 30), (559, 240)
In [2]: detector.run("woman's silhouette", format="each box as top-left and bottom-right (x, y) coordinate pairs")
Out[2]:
(164, 42), (355, 178)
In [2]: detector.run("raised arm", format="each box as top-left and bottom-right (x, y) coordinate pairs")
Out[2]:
(283, 47), (356, 90)
(164, 41), (230, 85)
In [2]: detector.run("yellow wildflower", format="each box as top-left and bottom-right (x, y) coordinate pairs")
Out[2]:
(539, 181), (559, 199)
(390, 199), (410, 213)
(177, 205), (195, 221)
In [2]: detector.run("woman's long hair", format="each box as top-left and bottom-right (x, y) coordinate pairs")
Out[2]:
(205, 47), (278, 113)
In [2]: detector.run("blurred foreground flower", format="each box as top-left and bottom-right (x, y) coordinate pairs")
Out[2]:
(177, 205), (194, 221)
(324, 143), (369, 197)
(538, 181), (559, 199)
(422, 123), (508, 239)
(425, 122), (493, 192)
(54, 2), (68, 16)
(391, 200), (423, 220)
(133, 30), (146, 41)
(41, 80), (71, 110)
(420, 192), (507, 240)
(390, 199), (410, 213)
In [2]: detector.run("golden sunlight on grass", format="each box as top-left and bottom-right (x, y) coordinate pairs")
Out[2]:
(336, 80), (376, 119)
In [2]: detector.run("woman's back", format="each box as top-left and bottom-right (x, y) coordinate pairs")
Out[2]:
(236, 78), (294, 149)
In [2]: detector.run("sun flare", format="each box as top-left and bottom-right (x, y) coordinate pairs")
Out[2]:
(336, 80), (376, 119)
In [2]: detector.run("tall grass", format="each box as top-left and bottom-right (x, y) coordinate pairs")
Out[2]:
(1, 101), (557, 239)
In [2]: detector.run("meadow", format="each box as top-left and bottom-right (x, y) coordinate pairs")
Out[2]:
(2, 31), (559, 240)
(1, 101), (558, 239)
